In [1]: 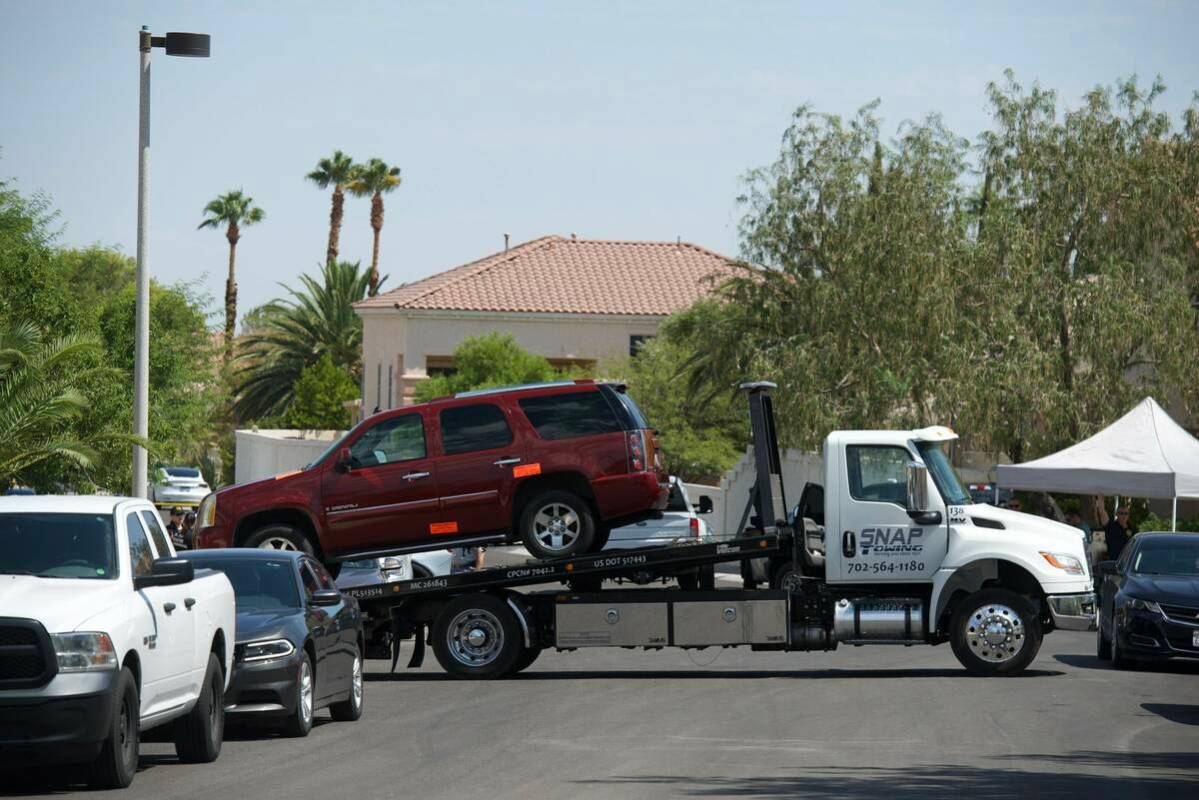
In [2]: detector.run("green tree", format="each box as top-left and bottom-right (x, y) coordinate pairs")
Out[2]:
(348, 158), (401, 297)
(284, 353), (359, 430)
(413, 333), (558, 403)
(0, 180), (79, 335)
(198, 190), (265, 360)
(307, 150), (356, 266)
(235, 260), (380, 421)
(0, 321), (135, 486)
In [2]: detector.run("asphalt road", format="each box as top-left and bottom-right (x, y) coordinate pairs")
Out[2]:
(3, 627), (1197, 799)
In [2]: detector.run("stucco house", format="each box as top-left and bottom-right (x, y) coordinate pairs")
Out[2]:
(353, 235), (738, 408)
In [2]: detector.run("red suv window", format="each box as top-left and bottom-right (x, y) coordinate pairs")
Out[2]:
(518, 390), (623, 440)
(439, 403), (513, 455)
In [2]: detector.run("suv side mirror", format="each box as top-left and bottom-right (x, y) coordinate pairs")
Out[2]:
(310, 588), (342, 607)
(134, 557), (194, 590)
(335, 447), (352, 473)
(697, 495), (714, 515)
(1099, 560), (1118, 576)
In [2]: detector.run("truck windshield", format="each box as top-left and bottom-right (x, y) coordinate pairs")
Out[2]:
(915, 442), (971, 506)
(0, 513), (118, 579)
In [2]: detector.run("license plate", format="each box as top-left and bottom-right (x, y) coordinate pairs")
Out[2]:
(1193, 630), (1199, 647)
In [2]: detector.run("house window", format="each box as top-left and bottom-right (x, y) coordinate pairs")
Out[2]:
(629, 335), (654, 357)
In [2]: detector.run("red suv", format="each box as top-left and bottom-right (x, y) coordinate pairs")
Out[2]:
(194, 381), (668, 564)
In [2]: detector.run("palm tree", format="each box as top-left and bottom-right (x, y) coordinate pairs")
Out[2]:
(198, 190), (266, 360)
(0, 321), (132, 484)
(233, 260), (385, 421)
(306, 150), (356, 266)
(348, 158), (401, 296)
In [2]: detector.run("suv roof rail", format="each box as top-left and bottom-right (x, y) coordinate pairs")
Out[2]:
(453, 379), (593, 399)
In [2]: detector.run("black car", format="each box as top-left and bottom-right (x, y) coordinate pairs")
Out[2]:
(1096, 532), (1199, 668)
(180, 549), (365, 736)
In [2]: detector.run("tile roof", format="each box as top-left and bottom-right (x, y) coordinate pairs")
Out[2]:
(354, 236), (739, 315)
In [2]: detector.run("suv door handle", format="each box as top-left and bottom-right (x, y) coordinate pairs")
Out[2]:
(163, 602), (176, 614)
(402, 471), (430, 481)
(184, 597), (196, 610)
(494, 457), (521, 466)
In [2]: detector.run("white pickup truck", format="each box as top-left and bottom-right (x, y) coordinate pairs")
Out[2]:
(0, 496), (236, 788)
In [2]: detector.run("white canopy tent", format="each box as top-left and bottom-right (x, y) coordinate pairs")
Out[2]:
(995, 397), (1199, 531)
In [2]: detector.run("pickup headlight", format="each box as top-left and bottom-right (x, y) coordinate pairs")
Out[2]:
(240, 638), (295, 663)
(51, 632), (118, 672)
(1040, 551), (1085, 575)
(196, 492), (217, 530)
(1124, 596), (1162, 615)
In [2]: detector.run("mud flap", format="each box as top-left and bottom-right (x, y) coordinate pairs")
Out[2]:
(406, 624), (425, 669)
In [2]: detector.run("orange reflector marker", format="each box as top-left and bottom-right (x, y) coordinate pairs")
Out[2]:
(273, 470), (301, 480)
(759, 540), (768, 548)
(513, 463), (542, 478)
(565, 563), (574, 572)
(392, 585), (401, 593)
(429, 521), (459, 535)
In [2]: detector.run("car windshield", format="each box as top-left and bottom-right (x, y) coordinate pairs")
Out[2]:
(189, 558), (301, 609)
(0, 513), (118, 579)
(1131, 538), (1199, 577)
(165, 467), (201, 479)
(915, 442), (971, 506)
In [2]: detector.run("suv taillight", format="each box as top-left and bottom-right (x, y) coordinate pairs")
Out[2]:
(690, 517), (700, 539)
(626, 430), (646, 473)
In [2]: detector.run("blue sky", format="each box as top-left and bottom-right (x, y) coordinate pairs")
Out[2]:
(1, 1), (1196, 321)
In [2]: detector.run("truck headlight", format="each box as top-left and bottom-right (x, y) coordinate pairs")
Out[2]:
(196, 492), (217, 530)
(1040, 551), (1085, 575)
(51, 632), (118, 672)
(240, 638), (295, 663)
(1124, 596), (1162, 615)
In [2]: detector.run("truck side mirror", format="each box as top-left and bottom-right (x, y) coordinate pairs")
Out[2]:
(906, 462), (930, 513)
(134, 557), (194, 590)
(697, 495), (714, 515)
(335, 447), (353, 473)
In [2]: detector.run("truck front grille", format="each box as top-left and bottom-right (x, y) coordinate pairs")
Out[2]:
(0, 618), (55, 688)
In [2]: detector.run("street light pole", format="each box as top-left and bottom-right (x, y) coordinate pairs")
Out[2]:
(131, 27), (210, 499)
(133, 27), (152, 498)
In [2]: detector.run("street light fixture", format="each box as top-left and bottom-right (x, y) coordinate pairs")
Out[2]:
(133, 27), (210, 499)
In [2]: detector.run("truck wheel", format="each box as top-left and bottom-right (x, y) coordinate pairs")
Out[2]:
(174, 652), (224, 763)
(432, 594), (522, 679)
(88, 667), (139, 789)
(950, 589), (1042, 676)
(1096, 622), (1112, 660)
(329, 645), (364, 722)
(518, 491), (595, 559)
(771, 561), (803, 592)
(245, 524), (314, 555)
(282, 653), (315, 737)
(510, 646), (542, 674)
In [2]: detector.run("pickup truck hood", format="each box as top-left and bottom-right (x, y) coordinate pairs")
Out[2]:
(0, 575), (126, 633)
(967, 506), (1086, 554)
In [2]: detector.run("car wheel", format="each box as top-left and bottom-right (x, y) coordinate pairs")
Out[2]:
(1096, 619), (1112, 660)
(1110, 633), (1133, 670)
(949, 589), (1043, 676)
(329, 645), (364, 722)
(282, 653), (315, 737)
(173, 652), (224, 763)
(518, 490), (595, 560)
(432, 594), (522, 679)
(245, 524), (315, 555)
(88, 667), (139, 789)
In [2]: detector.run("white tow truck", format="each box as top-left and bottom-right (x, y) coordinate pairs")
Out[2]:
(345, 383), (1095, 678)
(0, 496), (236, 789)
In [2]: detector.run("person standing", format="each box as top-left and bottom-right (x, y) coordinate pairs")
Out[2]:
(1104, 505), (1134, 562)
(165, 507), (187, 551)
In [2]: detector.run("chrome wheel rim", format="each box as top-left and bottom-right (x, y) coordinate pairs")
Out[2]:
(532, 503), (580, 553)
(299, 660), (313, 725)
(258, 537), (298, 551)
(446, 608), (504, 667)
(965, 603), (1025, 663)
(351, 654), (363, 709)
